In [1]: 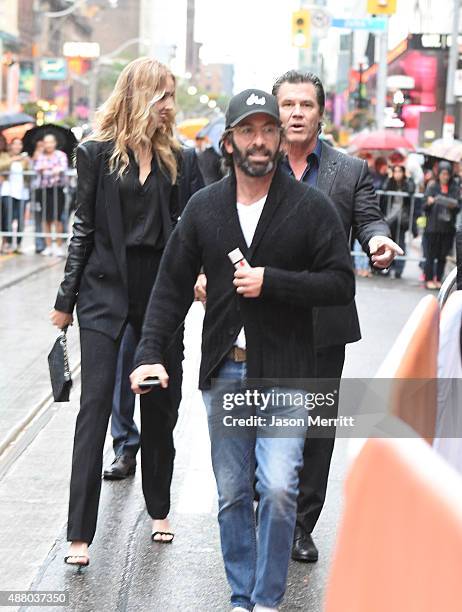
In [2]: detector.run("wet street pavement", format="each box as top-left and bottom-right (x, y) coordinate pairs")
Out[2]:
(0, 253), (433, 611)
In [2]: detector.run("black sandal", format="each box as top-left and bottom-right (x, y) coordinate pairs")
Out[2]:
(151, 531), (175, 543)
(64, 555), (90, 567)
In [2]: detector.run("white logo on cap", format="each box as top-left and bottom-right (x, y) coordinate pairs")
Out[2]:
(246, 93), (266, 106)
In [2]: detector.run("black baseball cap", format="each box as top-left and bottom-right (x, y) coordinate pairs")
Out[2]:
(225, 89), (280, 129)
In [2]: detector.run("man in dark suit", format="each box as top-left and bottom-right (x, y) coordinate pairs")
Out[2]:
(130, 89), (355, 612)
(103, 147), (204, 480)
(272, 70), (402, 563)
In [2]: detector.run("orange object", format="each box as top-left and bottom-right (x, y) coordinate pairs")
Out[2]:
(367, 0), (397, 15)
(325, 437), (462, 612)
(375, 295), (439, 443)
(177, 118), (209, 140)
(291, 9), (311, 49)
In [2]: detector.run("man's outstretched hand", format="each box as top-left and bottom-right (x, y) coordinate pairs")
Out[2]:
(368, 236), (403, 269)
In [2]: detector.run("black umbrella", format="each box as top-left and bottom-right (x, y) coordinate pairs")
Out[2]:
(0, 111), (35, 130)
(22, 124), (78, 163)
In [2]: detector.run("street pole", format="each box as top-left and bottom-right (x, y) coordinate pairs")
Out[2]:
(348, 31), (355, 112)
(443, 0), (461, 141)
(358, 62), (364, 109)
(375, 16), (388, 130)
(32, 0), (44, 103)
(88, 63), (99, 117)
(186, 0), (195, 75)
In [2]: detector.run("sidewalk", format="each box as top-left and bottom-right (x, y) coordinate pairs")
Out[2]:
(0, 253), (79, 458)
(0, 260), (430, 610)
(1, 275), (426, 611)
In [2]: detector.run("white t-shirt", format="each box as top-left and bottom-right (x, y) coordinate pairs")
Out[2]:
(2, 161), (29, 201)
(234, 195), (267, 349)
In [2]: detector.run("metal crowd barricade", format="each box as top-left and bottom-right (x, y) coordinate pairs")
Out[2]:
(0, 169), (77, 252)
(351, 190), (425, 266)
(375, 189), (425, 262)
(438, 228), (462, 307)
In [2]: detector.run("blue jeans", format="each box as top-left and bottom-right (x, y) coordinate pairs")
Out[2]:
(353, 239), (369, 272)
(391, 228), (406, 275)
(111, 323), (140, 457)
(1, 197), (25, 246)
(202, 359), (307, 610)
(32, 198), (45, 253)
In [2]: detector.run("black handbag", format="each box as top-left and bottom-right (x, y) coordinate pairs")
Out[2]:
(47, 328), (73, 402)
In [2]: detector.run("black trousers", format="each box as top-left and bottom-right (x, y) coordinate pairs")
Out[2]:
(296, 345), (345, 535)
(424, 232), (454, 282)
(67, 247), (183, 544)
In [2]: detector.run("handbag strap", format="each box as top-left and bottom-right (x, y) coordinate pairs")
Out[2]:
(58, 328), (71, 381)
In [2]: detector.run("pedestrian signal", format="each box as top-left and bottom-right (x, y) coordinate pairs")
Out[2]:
(367, 0), (397, 14)
(291, 10), (311, 48)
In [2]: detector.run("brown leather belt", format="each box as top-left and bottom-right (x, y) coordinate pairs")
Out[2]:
(228, 346), (247, 362)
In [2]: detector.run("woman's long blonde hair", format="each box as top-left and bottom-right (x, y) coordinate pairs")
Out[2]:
(89, 57), (181, 183)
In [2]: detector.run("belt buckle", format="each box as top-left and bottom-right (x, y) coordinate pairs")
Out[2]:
(233, 346), (246, 363)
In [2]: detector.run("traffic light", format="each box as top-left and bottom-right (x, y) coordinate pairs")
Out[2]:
(291, 10), (311, 49)
(367, 0), (397, 14)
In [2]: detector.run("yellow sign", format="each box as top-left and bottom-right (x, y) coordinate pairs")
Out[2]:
(367, 0), (397, 15)
(291, 9), (311, 48)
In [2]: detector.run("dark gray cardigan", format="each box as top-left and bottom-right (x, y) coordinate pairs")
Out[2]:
(135, 165), (355, 389)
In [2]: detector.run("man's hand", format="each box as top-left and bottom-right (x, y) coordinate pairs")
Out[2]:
(130, 363), (169, 394)
(50, 309), (73, 329)
(427, 196), (435, 205)
(233, 267), (264, 298)
(368, 235), (404, 269)
(194, 273), (207, 305)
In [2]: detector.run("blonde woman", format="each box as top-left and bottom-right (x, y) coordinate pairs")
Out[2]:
(50, 58), (185, 566)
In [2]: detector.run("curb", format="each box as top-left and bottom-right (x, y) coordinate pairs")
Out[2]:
(0, 258), (62, 293)
(0, 360), (81, 463)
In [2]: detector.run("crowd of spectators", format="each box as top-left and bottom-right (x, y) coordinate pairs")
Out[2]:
(354, 150), (461, 289)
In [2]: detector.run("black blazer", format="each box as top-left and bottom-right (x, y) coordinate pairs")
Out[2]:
(312, 141), (390, 348)
(54, 140), (180, 340)
(135, 165), (355, 389)
(178, 147), (205, 213)
(197, 147), (225, 185)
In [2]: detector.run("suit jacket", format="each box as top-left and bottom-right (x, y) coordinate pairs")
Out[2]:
(54, 140), (180, 340)
(197, 147), (225, 185)
(311, 141), (390, 348)
(134, 165), (355, 389)
(178, 146), (205, 213)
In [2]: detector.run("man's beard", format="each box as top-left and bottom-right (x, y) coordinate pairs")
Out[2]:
(232, 138), (281, 177)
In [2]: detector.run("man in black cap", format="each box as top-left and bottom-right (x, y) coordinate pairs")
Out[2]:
(130, 89), (355, 612)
